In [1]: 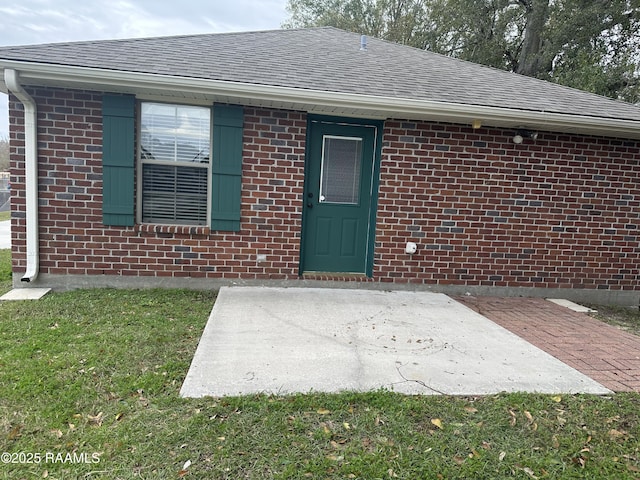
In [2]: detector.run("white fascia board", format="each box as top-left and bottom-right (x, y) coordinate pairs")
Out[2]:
(2, 60), (640, 139)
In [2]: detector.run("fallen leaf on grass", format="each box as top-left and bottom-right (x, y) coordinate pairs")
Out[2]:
(606, 415), (621, 424)
(499, 451), (506, 461)
(178, 460), (192, 477)
(551, 396), (562, 403)
(572, 452), (589, 468)
(431, 418), (443, 429)
(87, 412), (104, 426)
(509, 410), (517, 427)
(326, 454), (343, 461)
(7, 425), (22, 440)
(515, 465), (538, 479)
(608, 429), (627, 439)
(572, 457), (586, 468)
(317, 408), (331, 415)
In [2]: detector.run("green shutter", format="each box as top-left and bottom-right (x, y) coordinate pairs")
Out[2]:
(102, 94), (135, 226)
(211, 104), (244, 231)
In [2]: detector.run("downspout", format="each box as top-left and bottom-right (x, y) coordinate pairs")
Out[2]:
(4, 69), (39, 283)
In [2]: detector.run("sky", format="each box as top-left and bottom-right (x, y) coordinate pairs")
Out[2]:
(0, 0), (290, 139)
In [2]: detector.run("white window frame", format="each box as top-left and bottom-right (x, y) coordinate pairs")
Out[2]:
(136, 101), (213, 226)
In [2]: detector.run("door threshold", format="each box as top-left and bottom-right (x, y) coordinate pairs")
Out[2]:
(302, 272), (369, 279)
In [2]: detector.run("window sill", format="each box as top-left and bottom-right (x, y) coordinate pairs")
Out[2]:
(135, 224), (211, 237)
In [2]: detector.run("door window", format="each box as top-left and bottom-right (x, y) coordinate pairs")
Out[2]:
(319, 136), (362, 204)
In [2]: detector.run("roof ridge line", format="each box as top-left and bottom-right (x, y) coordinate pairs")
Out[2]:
(0, 26), (344, 51)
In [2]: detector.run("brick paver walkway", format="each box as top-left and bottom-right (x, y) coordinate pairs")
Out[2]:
(455, 296), (640, 392)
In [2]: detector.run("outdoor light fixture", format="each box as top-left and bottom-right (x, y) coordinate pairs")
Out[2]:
(512, 128), (538, 144)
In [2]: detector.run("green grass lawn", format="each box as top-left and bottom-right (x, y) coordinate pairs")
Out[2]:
(0, 252), (639, 479)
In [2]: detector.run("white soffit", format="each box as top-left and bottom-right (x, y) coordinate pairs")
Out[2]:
(2, 61), (640, 139)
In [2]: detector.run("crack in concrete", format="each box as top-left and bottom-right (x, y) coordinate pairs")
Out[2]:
(393, 361), (446, 395)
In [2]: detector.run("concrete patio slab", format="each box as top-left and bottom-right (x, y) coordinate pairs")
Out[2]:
(180, 287), (610, 397)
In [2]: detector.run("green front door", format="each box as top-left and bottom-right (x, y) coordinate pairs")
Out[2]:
(301, 118), (379, 275)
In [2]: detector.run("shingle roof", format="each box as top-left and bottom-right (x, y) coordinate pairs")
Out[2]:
(1, 26), (640, 124)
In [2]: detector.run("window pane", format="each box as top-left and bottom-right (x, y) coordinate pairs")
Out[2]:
(320, 136), (362, 204)
(142, 164), (208, 225)
(141, 103), (210, 163)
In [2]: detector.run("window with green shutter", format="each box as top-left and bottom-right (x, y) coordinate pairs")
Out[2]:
(101, 97), (244, 231)
(139, 102), (211, 226)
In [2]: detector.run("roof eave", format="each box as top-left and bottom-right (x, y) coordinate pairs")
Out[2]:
(2, 60), (640, 140)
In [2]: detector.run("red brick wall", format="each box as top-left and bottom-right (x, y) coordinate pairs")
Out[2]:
(376, 121), (640, 290)
(9, 88), (307, 280)
(9, 88), (104, 276)
(8, 88), (640, 292)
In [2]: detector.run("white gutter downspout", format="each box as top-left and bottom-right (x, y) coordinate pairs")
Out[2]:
(4, 69), (39, 283)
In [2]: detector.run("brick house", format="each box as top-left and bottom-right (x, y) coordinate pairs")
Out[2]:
(1, 27), (639, 304)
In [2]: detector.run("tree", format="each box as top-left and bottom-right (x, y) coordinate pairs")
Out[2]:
(423, 0), (525, 70)
(283, 0), (433, 46)
(284, 0), (640, 102)
(547, 0), (640, 102)
(515, 0), (550, 77)
(0, 137), (8, 172)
